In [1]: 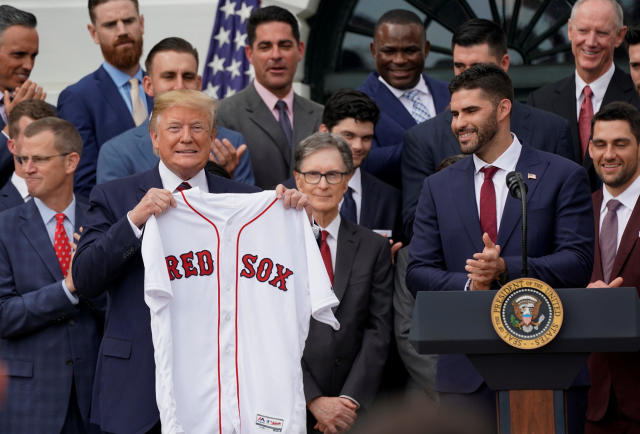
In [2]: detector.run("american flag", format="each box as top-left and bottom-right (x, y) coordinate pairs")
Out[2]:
(202, 0), (259, 99)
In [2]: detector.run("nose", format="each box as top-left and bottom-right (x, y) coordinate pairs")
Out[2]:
(585, 31), (597, 46)
(180, 126), (193, 142)
(116, 20), (128, 36)
(23, 158), (37, 174)
(175, 76), (185, 90)
(317, 175), (330, 188)
(603, 144), (616, 160)
(21, 56), (34, 72)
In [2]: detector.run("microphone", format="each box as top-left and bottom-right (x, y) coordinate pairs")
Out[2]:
(506, 171), (528, 277)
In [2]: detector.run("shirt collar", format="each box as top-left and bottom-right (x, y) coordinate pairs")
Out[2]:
(33, 196), (76, 226)
(102, 61), (144, 88)
(473, 134), (523, 174)
(317, 213), (341, 240)
(575, 62), (615, 100)
(601, 172), (640, 214)
(348, 167), (362, 196)
(377, 74), (430, 99)
(158, 160), (208, 192)
(11, 172), (29, 201)
(253, 79), (294, 116)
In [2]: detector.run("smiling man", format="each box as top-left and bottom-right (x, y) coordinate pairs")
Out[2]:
(357, 9), (449, 188)
(528, 0), (640, 191)
(58, 0), (152, 199)
(217, 5), (323, 190)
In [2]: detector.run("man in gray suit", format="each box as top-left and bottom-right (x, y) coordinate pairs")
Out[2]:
(217, 5), (323, 189)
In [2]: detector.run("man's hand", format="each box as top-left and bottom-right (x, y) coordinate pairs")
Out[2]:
(128, 188), (176, 228)
(64, 227), (83, 293)
(4, 80), (46, 116)
(389, 239), (403, 264)
(465, 232), (506, 290)
(209, 138), (247, 178)
(587, 277), (623, 288)
(275, 184), (312, 217)
(308, 396), (358, 434)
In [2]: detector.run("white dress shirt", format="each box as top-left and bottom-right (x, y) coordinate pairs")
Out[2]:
(316, 213), (341, 273)
(575, 62), (615, 120)
(11, 172), (30, 202)
(338, 167), (362, 223)
(378, 75), (436, 120)
(600, 174), (640, 250)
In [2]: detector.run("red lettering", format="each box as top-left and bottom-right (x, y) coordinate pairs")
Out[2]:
(268, 264), (293, 291)
(180, 251), (198, 278)
(240, 254), (258, 278)
(196, 250), (214, 276)
(256, 258), (273, 282)
(165, 255), (182, 281)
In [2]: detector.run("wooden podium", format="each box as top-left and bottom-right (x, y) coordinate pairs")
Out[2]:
(409, 287), (640, 434)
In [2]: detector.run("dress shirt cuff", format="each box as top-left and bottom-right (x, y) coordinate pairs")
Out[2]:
(464, 278), (471, 291)
(127, 212), (144, 238)
(339, 395), (360, 409)
(61, 279), (79, 305)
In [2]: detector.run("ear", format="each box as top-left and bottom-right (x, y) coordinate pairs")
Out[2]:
(293, 171), (304, 191)
(615, 25), (628, 48)
(497, 98), (512, 122)
(196, 74), (203, 90)
(66, 152), (80, 174)
(370, 41), (376, 58)
(87, 23), (99, 45)
(424, 40), (431, 58)
(7, 139), (15, 154)
(142, 75), (154, 97)
(500, 54), (510, 72)
(150, 129), (160, 155)
(245, 45), (254, 65)
(139, 14), (145, 35)
(318, 124), (329, 133)
(297, 40), (305, 59)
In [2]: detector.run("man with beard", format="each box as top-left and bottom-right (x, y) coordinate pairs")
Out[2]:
(406, 64), (594, 430)
(58, 0), (150, 198)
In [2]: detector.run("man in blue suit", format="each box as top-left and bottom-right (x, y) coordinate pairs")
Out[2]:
(358, 9), (450, 188)
(406, 64), (594, 427)
(0, 117), (104, 433)
(73, 89), (309, 433)
(402, 19), (576, 238)
(58, 0), (151, 198)
(97, 37), (254, 185)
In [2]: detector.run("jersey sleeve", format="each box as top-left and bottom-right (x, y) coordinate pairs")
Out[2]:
(141, 215), (174, 314)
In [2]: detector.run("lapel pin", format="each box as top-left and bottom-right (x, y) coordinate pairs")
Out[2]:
(527, 173), (536, 180)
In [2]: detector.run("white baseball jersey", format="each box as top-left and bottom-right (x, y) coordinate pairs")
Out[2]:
(141, 188), (339, 434)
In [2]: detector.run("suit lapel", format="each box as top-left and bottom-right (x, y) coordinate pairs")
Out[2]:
(332, 218), (359, 302)
(136, 165), (163, 201)
(611, 193), (640, 279)
(359, 171), (374, 228)
(592, 191), (604, 281)
(95, 66), (136, 129)
(511, 102), (532, 146)
(603, 68), (635, 106)
(371, 76), (416, 130)
(20, 201), (63, 279)
(452, 159), (483, 249)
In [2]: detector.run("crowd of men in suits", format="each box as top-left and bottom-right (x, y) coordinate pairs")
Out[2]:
(1, 0), (640, 432)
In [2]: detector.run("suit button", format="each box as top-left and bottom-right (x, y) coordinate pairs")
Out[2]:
(65, 359), (73, 366)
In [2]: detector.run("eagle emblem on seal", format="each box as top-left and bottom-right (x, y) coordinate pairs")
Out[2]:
(510, 295), (546, 333)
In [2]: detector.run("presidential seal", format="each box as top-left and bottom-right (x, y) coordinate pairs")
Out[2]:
(491, 278), (563, 350)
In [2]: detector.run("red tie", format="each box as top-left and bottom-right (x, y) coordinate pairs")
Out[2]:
(320, 230), (334, 284)
(579, 85), (594, 158)
(54, 213), (72, 277)
(480, 166), (499, 243)
(176, 181), (191, 192)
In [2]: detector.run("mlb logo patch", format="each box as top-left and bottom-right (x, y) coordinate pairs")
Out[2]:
(256, 413), (284, 432)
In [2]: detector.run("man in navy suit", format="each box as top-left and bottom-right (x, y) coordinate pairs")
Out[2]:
(402, 18), (575, 238)
(73, 89), (309, 433)
(406, 64), (594, 427)
(358, 9), (450, 188)
(0, 5), (47, 189)
(97, 37), (254, 185)
(0, 99), (56, 211)
(0, 117), (104, 433)
(58, 0), (151, 198)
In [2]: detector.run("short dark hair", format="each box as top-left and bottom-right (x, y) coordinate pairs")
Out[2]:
(322, 89), (380, 130)
(294, 132), (354, 174)
(452, 18), (507, 57)
(591, 102), (640, 143)
(145, 37), (198, 73)
(626, 24), (640, 47)
(88, 0), (139, 23)
(0, 5), (36, 41)
(24, 117), (83, 156)
(8, 100), (56, 138)
(247, 6), (299, 47)
(374, 9), (424, 36)
(448, 63), (514, 103)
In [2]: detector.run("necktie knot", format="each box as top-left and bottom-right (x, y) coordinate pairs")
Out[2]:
(583, 85), (593, 98)
(275, 100), (287, 111)
(606, 199), (622, 213)
(321, 230), (329, 243)
(55, 213), (66, 224)
(480, 166), (499, 180)
(176, 181), (191, 192)
(403, 89), (420, 102)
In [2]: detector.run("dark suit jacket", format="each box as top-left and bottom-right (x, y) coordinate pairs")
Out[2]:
(72, 166), (259, 433)
(216, 82), (323, 189)
(360, 170), (403, 242)
(587, 190), (640, 422)
(402, 101), (575, 238)
(57, 65), (154, 198)
(527, 67), (640, 190)
(357, 72), (450, 188)
(302, 216), (393, 427)
(406, 146), (594, 393)
(0, 198), (103, 434)
(0, 180), (23, 211)
(0, 122), (11, 189)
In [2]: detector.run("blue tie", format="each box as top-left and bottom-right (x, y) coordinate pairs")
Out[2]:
(341, 187), (357, 223)
(275, 100), (292, 146)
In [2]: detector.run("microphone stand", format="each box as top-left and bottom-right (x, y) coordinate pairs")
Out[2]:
(506, 172), (528, 277)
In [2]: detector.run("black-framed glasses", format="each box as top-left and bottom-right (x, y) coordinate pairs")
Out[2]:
(299, 171), (349, 184)
(15, 153), (70, 166)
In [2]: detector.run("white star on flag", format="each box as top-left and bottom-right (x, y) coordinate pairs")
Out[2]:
(235, 2), (253, 23)
(219, 1), (237, 19)
(214, 27), (231, 47)
(208, 55), (226, 74)
(234, 31), (247, 50)
(226, 59), (242, 79)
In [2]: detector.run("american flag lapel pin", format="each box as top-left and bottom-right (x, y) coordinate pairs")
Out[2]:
(528, 173), (537, 180)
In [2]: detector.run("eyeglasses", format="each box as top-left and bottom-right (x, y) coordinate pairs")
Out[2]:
(15, 153), (70, 166)
(299, 171), (349, 185)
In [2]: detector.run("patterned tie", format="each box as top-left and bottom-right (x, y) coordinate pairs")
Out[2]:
(275, 100), (293, 146)
(129, 78), (147, 126)
(320, 230), (334, 284)
(480, 166), (499, 243)
(340, 187), (357, 223)
(578, 85), (594, 158)
(54, 213), (72, 277)
(403, 89), (431, 123)
(176, 181), (192, 192)
(600, 199), (622, 283)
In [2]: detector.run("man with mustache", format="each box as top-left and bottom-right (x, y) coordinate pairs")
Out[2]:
(58, 0), (151, 199)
